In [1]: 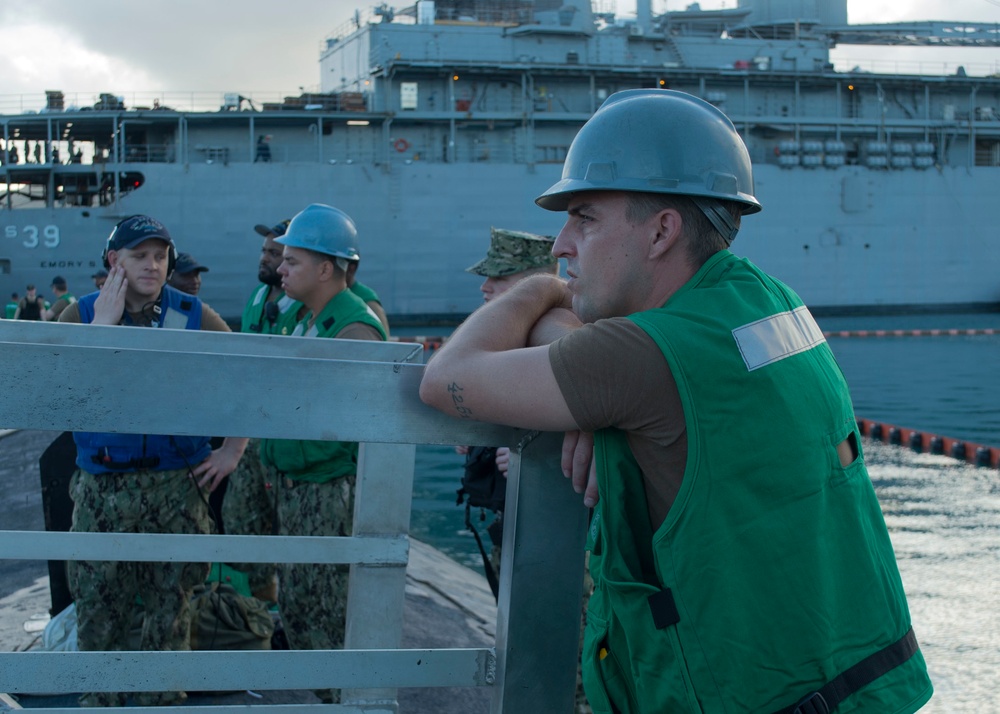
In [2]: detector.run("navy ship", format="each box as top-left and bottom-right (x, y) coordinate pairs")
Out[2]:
(1, 0), (998, 323)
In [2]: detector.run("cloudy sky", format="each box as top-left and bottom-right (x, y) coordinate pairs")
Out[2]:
(0, 0), (996, 105)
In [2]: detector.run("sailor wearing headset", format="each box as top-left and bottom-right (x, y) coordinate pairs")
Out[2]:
(59, 214), (247, 707)
(219, 218), (304, 607)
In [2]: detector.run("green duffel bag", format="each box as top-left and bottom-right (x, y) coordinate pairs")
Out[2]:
(188, 582), (275, 651)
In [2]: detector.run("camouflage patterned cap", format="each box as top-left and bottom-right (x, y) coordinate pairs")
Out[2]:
(466, 227), (557, 277)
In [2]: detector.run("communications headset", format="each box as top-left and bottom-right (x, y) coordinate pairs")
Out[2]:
(249, 300), (281, 333)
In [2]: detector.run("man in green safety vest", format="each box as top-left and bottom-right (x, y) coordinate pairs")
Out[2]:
(260, 204), (387, 705)
(219, 218), (302, 607)
(420, 90), (933, 713)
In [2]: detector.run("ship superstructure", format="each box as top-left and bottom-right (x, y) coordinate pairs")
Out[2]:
(1, 0), (998, 322)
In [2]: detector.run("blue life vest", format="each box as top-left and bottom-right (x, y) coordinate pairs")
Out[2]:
(74, 286), (212, 474)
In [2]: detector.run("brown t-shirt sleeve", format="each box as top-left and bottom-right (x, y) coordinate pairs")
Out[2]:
(335, 322), (384, 341)
(199, 303), (231, 332)
(58, 302), (82, 323)
(549, 318), (676, 433)
(548, 317), (688, 527)
(49, 299), (69, 320)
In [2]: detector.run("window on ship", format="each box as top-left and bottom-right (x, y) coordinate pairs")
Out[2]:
(974, 139), (1000, 167)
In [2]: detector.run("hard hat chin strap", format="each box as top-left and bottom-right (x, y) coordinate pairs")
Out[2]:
(691, 196), (739, 245)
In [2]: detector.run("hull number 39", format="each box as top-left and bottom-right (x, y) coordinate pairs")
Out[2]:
(5, 225), (61, 248)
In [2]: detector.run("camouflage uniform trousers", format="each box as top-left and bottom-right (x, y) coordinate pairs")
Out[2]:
(277, 471), (355, 704)
(221, 438), (278, 597)
(576, 553), (595, 714)
(67, 466), (211, 707)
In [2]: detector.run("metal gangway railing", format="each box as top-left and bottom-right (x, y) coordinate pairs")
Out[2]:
(0, 321), (589, 713)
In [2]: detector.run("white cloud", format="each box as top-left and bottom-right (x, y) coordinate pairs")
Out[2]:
(0, 23), (159, 108)
(628, 0), (998, 22)
(832, 1), (1000, 76)
(0, 0), (995, 104)
(0, 1), (357, 101)
(847, 0), (998, 23)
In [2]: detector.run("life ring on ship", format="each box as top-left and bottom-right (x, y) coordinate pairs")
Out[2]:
(393, 138), (410, 152)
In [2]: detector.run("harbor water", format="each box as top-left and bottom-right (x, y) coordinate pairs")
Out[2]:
(409, 312), (1000, 712)
(820, 312), (1000, 446)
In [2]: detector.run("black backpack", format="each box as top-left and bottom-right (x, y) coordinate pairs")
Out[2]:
(456, 446), (506, 512)
(457, 446), (507, 600)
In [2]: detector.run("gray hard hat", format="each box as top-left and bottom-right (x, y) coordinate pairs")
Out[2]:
(535, 89), (761, 216)
(276, 204), (360, 261)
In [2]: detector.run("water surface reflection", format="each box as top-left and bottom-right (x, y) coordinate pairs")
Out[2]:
(866, 440), (1000, 711)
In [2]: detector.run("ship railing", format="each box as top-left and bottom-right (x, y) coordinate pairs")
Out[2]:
(321, 2), (538, 49)
(0, 91), (328, 116)
(0, 321), (588, 713)
(121, 143), (173, 163)
(828, 56), (1000, 78)
(323, 6), (394, 48)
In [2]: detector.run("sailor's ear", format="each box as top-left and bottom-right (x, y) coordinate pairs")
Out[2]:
(317, 256), (338, 281)
(106, 250), (120, 268)
(649, 208), (683, 259)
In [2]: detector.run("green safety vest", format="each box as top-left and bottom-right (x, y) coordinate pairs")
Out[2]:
(349, 280), (381, 306)
(583, 251), (932, 713)
(260, 289), (387, 482)
(240, 284), (301, 336)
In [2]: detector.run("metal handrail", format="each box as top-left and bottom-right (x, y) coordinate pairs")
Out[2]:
(0, 321), (587, 712)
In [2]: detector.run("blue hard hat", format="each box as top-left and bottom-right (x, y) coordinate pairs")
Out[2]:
(276, 204), (360, 261)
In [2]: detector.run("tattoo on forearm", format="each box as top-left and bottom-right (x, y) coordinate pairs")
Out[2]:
(447, 382), (473, 419)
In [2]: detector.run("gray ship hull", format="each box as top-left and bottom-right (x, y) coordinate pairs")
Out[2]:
(2, 0), (998, 322)
(2, 160), (995, 322)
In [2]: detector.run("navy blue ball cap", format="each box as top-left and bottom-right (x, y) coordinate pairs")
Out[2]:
(173, 252), (209, 274)
(254, 219), (291, 238)
(107, 215), (174, 252)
